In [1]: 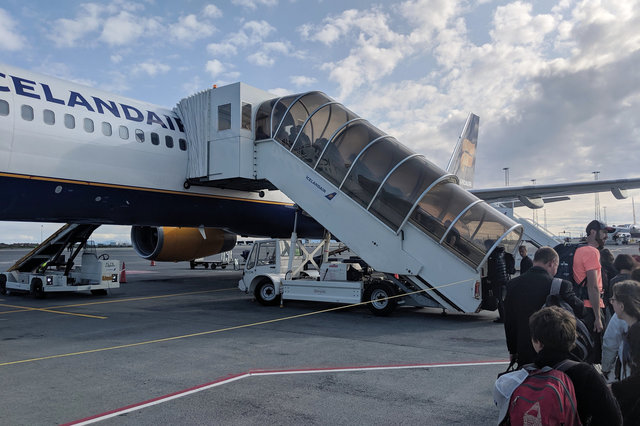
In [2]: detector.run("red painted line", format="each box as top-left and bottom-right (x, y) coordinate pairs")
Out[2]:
(63, 360), (509, 425)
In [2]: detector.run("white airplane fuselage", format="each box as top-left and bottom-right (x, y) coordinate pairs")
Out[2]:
(0, 64), (320, 237)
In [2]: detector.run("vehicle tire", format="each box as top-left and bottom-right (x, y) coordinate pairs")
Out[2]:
(364, 281), (397, 316)
(190, 261), (195, 269)
(254, 279), (279, 306)
(0, 274), (6, 295)
(221, 265), (227, 269)
(204, 263), (209, 269)
(91, 289), (108, 295)
(211, 264), (217, 270)
(30, 278), (45, 299)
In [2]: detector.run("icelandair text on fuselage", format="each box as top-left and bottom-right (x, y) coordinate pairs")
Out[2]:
(0, 72), (184, 132)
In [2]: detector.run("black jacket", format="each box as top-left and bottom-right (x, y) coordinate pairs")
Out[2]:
(612, 375), (640, 425)
(504, 266), (585, 365)
(534, 349), (622, 426)
(520, 255), (533, 274)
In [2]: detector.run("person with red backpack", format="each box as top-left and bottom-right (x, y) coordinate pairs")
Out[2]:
(496, 306), (622, 425)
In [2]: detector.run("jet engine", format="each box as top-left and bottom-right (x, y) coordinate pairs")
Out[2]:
(131, 226), (237, 261)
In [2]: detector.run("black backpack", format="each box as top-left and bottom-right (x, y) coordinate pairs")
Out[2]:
(543, 278), (595, 361)
(553, 243), (588, 299)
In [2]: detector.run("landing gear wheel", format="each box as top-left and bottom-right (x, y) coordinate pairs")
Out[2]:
(0, 274), (7, 295)
(30, 278), (45, 299)
(364, 281), (397, 316)
(254, 279), (279, 306)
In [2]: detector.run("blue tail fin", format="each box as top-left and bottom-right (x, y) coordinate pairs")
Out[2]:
(446, 113), (479, 189)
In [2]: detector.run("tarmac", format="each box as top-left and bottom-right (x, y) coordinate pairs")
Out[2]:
(1, 243), (635, 425)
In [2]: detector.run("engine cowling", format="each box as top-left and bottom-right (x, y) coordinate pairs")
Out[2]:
(131, 226), (237, 261)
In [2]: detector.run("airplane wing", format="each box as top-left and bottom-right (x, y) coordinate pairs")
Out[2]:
(470, 178), (640, 208)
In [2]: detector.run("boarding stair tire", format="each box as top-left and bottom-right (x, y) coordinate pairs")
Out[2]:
(364, 281), (397, 316)
(30, 278), (45, 299)
(255, 279), (279, 306)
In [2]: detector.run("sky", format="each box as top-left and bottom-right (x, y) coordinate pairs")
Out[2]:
(1, 0), (640, 243)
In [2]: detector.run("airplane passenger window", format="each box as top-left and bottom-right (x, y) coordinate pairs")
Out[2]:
(165, 135), (174, 148)
(242, 103), (251, 130)
(0, 100), (9, 116)
(135, 129), (144, 143)
(64, 114), (75, 129)
(151, 132), (159, 145)
(179, 138), (187, 151)
(119, 125), (129, 140)
(21, 105), (34, 121)
(218, 103), (231, 131)
(43, 109), (55, 125)
(102, 122), (112, 136)
(84, 118), (94, 133)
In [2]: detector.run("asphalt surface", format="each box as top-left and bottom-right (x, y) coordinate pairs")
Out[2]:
(1, 244), (634, 425)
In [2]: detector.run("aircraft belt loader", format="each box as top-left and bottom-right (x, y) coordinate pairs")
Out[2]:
(0, 224), (121, 298)
(239, 236), (453, 316)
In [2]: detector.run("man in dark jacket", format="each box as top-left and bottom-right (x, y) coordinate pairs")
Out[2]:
(504, 246), (584, 366)
(518, 245), (533, 274)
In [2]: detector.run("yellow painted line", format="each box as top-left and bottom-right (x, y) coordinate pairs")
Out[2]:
(0, 288), (235, 315)
(0, 304), (106, 319)
(0, 171), (293, 206)
(0, 280), (471, 367)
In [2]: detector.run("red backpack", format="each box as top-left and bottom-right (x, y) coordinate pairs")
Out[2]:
(507, 363), (581, 426)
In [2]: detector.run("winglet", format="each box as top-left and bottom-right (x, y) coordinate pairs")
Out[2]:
(446, 113), (479, 189)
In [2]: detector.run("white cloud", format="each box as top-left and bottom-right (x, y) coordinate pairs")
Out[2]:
(205, 59), (227, 77)
(290, 75), (317, 87)
(207, 42), (238, 57)
(169, 14), (216, 42)
(132, 61), (171, 77)
(227, 20), (276, 47)
(0, 8), (26, 51)
(203, 4), (223, 19)
(490, 2), (556, 47)
(231, 0), (278, 10)
(305, 8), (410, 98)
(247, 52), (274, 67)
(111, 54), (123, 63)
(100, 11), (161, 46)
(47, 3), (103, 48)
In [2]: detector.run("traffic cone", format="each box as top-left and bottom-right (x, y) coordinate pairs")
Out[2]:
(150, 260), (156, 266)
(120, 262), (127, 283)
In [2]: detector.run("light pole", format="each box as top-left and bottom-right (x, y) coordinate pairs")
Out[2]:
(503, 167), (510, 186)
(593, 171), (600, 220)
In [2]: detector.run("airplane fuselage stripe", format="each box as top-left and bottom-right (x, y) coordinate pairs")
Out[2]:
(0, 171), (292, 206)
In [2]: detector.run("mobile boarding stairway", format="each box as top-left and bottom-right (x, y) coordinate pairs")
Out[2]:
(176, 86), (523, 313)
(0, 224), (120, 296)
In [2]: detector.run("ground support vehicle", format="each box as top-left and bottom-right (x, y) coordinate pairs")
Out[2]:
(189, 251), (233, 269)
(0, 248), (120, 297)
(238, 236), (444, 316)
(0, 224), (120, 297)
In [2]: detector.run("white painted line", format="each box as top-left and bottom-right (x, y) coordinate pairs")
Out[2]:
(64, 359), (508, 425)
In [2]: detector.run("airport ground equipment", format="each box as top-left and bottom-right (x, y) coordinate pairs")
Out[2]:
(177, 86), (523, 313)
(0, 224), (120, 297)
(239, 236), (459, 315)
(189, 250), (233, 269)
